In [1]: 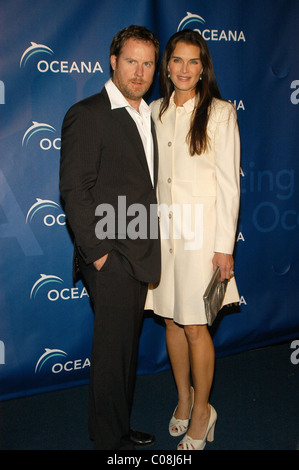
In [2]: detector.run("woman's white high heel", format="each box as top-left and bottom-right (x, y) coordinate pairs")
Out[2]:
(177, 404), (217, 450)
(169, 387), (194, 437)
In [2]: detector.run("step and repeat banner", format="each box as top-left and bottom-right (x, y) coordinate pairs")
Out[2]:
(1, 0), (298, 400)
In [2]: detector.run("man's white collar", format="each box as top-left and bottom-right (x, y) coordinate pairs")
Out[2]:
(105, 78), (150, 115)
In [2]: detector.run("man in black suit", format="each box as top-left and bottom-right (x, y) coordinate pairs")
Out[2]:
(59, 26), (160, 450)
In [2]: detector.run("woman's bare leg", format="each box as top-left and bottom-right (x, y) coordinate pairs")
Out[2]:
(165, 319), (193, 425)
(181, 324), (215, 441)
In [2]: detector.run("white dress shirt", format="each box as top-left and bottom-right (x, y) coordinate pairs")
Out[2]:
(105, 78), (154, 185)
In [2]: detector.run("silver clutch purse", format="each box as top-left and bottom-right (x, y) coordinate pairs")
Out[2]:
(203, 267), (228, 326)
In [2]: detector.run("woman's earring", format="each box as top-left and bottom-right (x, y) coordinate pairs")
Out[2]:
(167, 72), (171, 78)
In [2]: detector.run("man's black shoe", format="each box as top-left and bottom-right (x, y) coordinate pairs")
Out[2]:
(129, 429), (155, 447)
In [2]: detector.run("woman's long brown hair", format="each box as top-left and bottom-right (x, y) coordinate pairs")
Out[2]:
(159, 30), (221, 156)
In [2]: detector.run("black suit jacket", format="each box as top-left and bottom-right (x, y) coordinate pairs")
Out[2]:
(60, 88), (161, 283)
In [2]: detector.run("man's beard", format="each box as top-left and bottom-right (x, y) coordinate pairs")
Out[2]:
(114, 77), (150, 103)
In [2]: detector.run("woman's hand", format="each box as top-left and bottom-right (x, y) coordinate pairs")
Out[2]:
(212, 252), (234, 281)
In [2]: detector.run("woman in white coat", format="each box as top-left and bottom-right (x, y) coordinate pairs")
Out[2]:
(149, 30), (240, 450)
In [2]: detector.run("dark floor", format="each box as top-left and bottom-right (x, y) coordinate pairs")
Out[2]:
(0, 341), (298, 451)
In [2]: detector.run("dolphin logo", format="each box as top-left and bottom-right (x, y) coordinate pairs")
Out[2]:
(35, 348), (67, 373)
(26, 198), (60, 224)
(30, 274), (63, 299)
(20, 42), (54, 68)
(177, 12), (206, 31)
(22, 121), (56, 147)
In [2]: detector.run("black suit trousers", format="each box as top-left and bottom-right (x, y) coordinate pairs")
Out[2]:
(78, 249), (148, 450)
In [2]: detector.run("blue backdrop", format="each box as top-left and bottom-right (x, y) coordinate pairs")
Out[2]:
(1, 0), (298, 400)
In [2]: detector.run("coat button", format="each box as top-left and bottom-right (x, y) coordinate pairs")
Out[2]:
(167, 177), (172, 183)
(168, 141), (172, 147)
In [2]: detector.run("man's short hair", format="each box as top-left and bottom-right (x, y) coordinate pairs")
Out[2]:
(110, 25), (160, 64)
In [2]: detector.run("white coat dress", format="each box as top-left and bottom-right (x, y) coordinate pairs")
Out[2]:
(146, 93), (240, 325)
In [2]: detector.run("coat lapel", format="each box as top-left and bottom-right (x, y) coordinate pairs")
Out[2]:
(101, 88), (158, 188)
(151, 119), (158, 189)
(112, 107), (153, 184)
